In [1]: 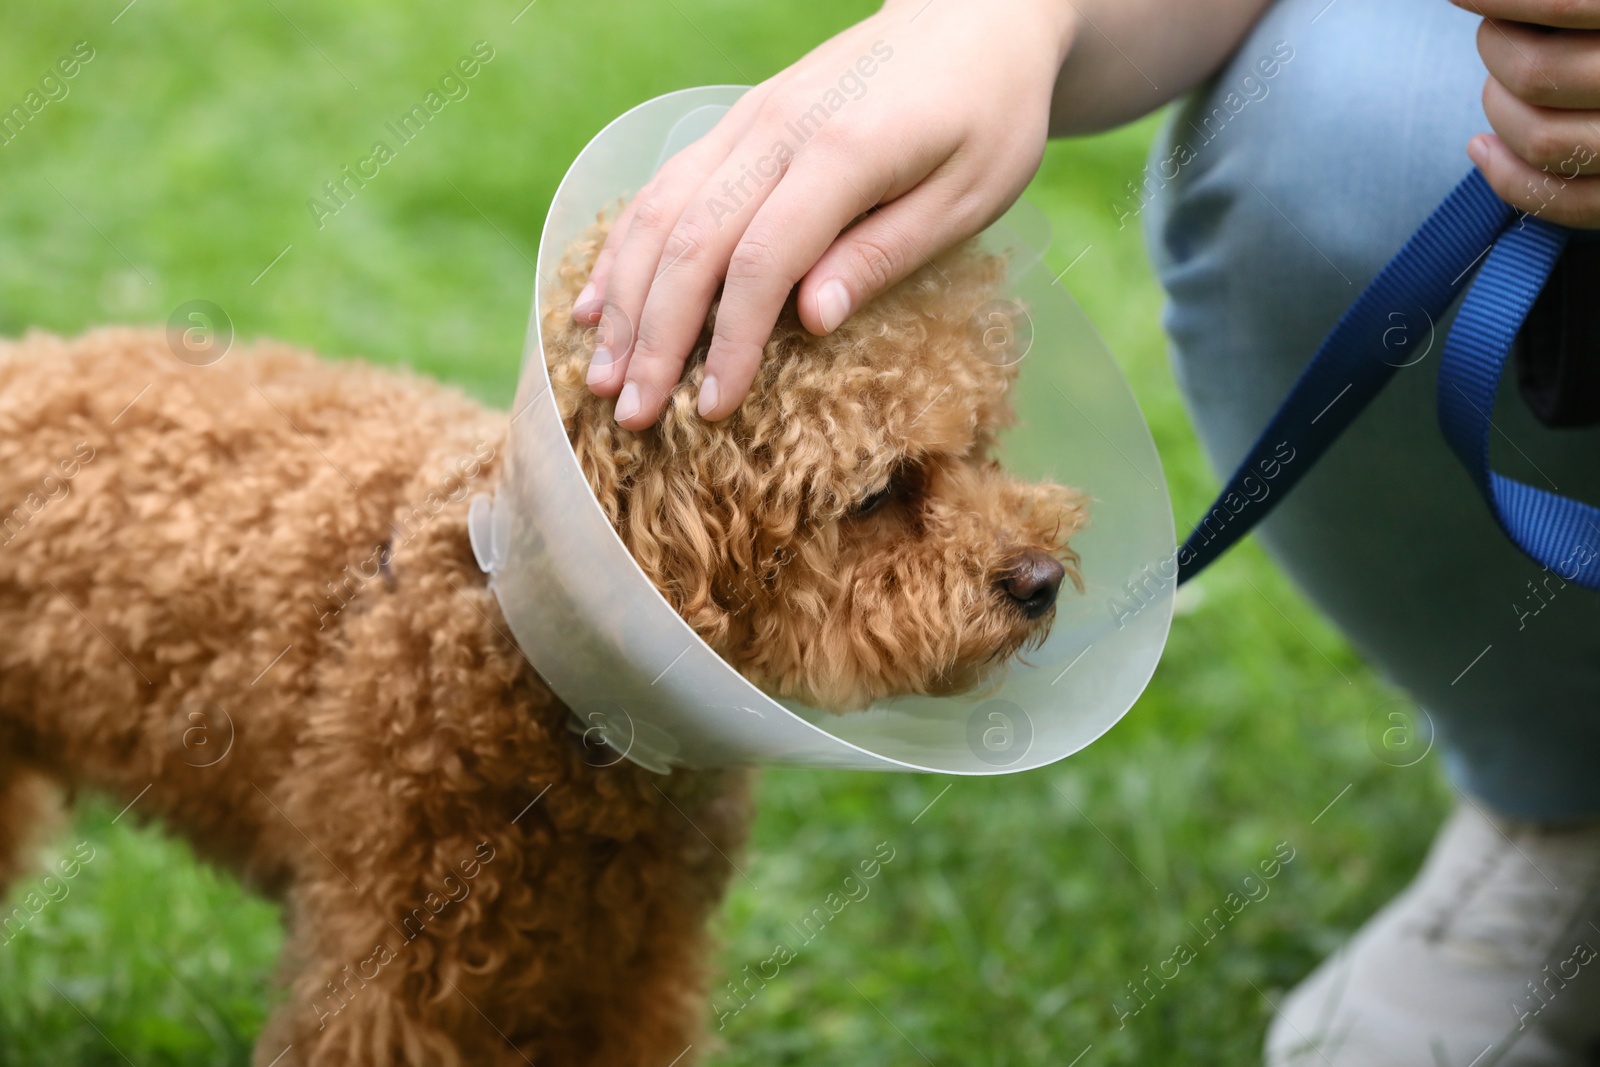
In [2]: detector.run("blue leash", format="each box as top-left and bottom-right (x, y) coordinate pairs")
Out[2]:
(1176, 169), (1600, 591)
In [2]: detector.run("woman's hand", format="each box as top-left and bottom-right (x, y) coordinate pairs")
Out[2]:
(1457, 0), (1600, 227)
(573, 0), (1075, 430)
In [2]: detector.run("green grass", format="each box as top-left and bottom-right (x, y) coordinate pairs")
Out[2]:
(0, 2), (1451, 1064)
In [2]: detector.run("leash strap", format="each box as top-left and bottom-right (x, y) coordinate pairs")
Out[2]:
(1175, 170), (1600, 590)
(1435, 211), (1600, 588)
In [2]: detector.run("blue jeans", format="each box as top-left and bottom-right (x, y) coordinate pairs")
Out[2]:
(1144, 0), (1600, 818)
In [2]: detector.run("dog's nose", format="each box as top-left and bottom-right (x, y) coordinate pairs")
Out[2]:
(999, 550), (1065, 619)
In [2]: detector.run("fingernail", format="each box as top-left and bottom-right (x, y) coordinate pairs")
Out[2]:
(573, 282), (599, 318)
(1467, 135), (1487, 166)
(614, 381), (640, 422)
(697, 374), (719, 417)
(587, 346), (613, 386)
(817, 279), (852, 333)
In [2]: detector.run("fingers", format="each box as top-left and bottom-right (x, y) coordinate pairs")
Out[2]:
(575, 96), (769, 326)
(1468, 13), (1600, 226)
(1477, 18), (1600, 108)
(611, 139), (800, 428)
(693, 153), (893, 421)
(563, 0), (1060, 427)
(571, 197), (638, 324)
(585, 155), (723, 400)
(582, 110), (756, 400)
(797, 177), (995, 338)
(1469, 131), (1600, 227)
(1483, 76), (1600, 173)
(1451, 0), (1600, 30)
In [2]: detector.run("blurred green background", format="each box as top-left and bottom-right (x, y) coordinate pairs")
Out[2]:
(0, 2), (1450, 1064)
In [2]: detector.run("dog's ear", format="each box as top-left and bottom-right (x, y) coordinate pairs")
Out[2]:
(535, 258), (743, 651)
(545, 342), (739, 652)
(558, 374), (858, 661)
(609, 429), (750, 647)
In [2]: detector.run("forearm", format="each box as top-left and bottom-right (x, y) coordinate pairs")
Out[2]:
(1048, 0), (1277, 135)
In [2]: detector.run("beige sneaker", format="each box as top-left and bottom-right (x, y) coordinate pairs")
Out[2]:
(1266, 800), (1600, 1067)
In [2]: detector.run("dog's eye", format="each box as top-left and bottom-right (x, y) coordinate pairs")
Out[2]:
(851, 463), (925, 520)
(852, 485), (892, 518)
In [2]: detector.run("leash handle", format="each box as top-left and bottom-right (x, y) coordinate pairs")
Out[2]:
(1435, 215), (1600, 589)
(1175, 170), (1599, 588)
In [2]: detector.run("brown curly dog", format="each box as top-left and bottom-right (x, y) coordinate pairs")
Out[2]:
(0, 227), (1082, 1066)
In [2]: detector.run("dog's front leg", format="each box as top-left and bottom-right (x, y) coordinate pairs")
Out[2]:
(0, 761), (61, 899)
(254, 766), (750, 1067)
(255, 842), (545, 1067)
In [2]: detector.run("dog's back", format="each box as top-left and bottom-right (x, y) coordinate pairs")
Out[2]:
(0, 328), (500, 887)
